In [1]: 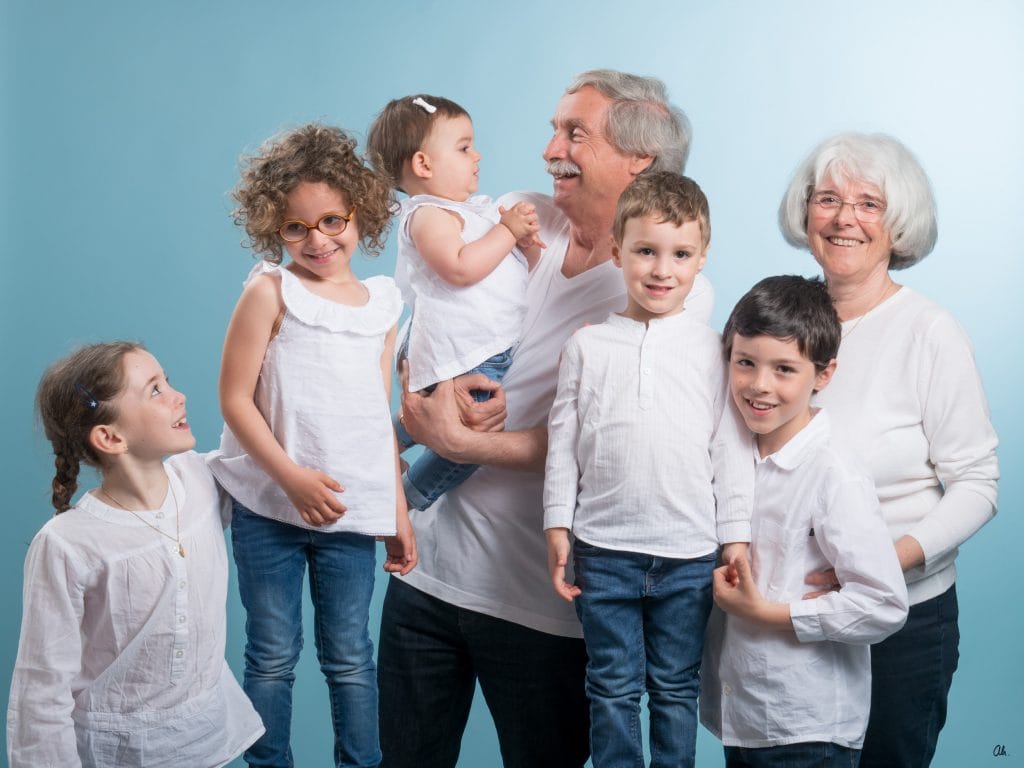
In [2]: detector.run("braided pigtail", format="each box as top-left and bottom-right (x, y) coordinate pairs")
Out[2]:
(36, 342), (142, 514)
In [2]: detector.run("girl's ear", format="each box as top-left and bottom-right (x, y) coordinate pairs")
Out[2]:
(89, 423), (127, 459)
(410, 150), (432, 179)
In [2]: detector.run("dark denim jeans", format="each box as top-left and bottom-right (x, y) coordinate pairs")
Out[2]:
(395, 347), (513, 510)
(231, 502), (380, 768)
(860, 585), (960, 768)
(572, 540), (715, 768)
(376, 578), (589, 768)
(725, 742), (861, 767)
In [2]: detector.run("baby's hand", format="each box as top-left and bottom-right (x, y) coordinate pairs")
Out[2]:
(281, 465), (346, 527)
(498, 202), (541, 244)
(545, 528), (581, 602)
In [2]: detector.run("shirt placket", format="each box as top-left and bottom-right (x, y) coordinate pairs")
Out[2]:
(638, 326), (654, 411)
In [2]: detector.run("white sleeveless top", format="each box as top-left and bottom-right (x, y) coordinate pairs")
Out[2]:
(397, 194), (528, 391)
(208, 262), (403, 535)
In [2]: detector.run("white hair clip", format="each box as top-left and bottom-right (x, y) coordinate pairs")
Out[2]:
(412, 97), (437, 114)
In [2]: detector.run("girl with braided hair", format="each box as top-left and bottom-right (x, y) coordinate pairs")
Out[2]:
(7, 342), (264, 767)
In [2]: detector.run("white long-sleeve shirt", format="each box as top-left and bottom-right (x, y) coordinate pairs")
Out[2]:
(7, 452), (263, 767)
(814, 286), (999, 604)
(544, 311), (753, 556)
(701, 410), (909, 749)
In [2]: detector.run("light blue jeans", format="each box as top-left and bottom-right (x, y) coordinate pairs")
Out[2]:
(395, 347), (513, 510)
(231, 501), (380, 768)
(572, 539), (715, 768)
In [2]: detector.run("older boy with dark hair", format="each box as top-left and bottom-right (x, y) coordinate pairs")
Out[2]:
(701, 275), (909, 768)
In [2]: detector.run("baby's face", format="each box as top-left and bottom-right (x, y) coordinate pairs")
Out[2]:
(418, 115), (480, 202)
(612, 215), (706, 325)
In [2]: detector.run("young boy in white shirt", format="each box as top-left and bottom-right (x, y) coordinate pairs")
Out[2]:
(543, 171), (752, 768)
(700, 275), (909, 767)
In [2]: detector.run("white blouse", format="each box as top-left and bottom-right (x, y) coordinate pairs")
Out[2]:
(7, 451), (263, 767)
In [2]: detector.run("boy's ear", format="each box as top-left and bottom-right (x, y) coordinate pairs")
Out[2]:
(813, 358), (838, 393)
(89, 423), (128, 459)
(409, 150), (432, 179)
(610, 239), (622, 267)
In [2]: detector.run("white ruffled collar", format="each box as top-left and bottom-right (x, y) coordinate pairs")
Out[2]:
(246, 261), (403, 336)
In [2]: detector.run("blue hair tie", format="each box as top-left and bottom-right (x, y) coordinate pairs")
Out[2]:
(74, 383), (99, 410)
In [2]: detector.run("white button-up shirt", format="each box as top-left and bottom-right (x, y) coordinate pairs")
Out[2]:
(544, 311), (753, 557)
(7, 452), (263, 767)
(701, 411), (909, 749)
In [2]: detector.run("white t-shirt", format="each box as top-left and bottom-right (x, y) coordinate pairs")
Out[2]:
(400, 192), (714, 637)
(700, 411), (908, 749)
(7, 452), (264, 767)
(544, 311), (752, 557)
(208, 262), (403, 535)
(397, 194), (528, 391)
(813, 286), (999, 605)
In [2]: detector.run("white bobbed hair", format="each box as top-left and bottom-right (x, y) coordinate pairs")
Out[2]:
(778, 132), (938, 270)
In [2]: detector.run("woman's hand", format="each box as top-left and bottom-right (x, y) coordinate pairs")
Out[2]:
(280, 465), (346, 527)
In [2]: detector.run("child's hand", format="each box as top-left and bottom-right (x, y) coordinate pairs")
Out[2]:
(720, 541), (749, 566)
(383, 504), (418, 576)
(712, 553), (761, 618)
(546, 528), (581, 602)
(498, 202), (541, 244)
(281, 465), (346, 527)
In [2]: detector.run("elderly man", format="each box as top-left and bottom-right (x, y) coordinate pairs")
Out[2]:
(377, 70), (712, 768)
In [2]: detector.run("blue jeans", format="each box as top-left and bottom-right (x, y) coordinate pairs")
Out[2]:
(725, 742), (861, 767)
(377, 578), (590, 768)
(231, 501), (380, 768)
(860, 585), (959, 768)
(572, 540), (715, 768)
(395, 347), (513, 510)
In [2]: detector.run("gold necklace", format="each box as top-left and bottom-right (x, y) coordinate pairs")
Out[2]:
(840, 280), (897, 341)
(100, 483), (185, 558)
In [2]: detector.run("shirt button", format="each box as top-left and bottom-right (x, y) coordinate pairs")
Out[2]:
(179, 580), (187, 590)
(724, 683), (733, 695)
(643, 368), (651, 375)
(175, 650), (184, 658)
(178, 615), (186, 624)
(155, 512), (165, 519)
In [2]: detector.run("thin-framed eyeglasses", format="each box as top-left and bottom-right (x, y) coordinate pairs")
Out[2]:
(278, 209), (355, 242)
(808, 192), (886, 222)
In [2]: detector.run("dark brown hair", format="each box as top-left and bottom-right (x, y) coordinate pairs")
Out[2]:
(36, 342), (141, 513)
(233, 123), (396, 263)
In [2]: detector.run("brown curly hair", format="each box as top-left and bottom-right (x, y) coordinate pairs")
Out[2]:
(232, 123), (396, 263)
(36, 341), (142, 513)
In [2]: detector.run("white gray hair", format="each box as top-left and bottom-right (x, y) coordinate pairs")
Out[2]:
(778, 132), (938, 270)
(567, 69), (692, 174)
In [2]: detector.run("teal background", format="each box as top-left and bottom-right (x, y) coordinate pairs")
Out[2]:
(2, 1), (1021, 765)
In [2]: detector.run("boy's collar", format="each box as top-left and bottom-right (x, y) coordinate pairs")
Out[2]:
(756, 408), (830, 469)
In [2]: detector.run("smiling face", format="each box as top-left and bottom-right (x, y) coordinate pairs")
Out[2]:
(281, 181), (360, 283)
(110, 349), (194, 461)
(728, 334), (835, 457)
(417, 114), (480, 201)
(612, 215), (707, 324)
(806, 175), (893, 288)
(544, 86), (651, 225)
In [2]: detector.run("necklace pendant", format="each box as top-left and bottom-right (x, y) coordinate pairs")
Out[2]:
(178, 544), (186, 558)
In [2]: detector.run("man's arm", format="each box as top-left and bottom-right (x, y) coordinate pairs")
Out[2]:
(400, 372), (548, 473)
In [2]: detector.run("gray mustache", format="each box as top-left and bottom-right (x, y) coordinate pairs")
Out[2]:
(546, 159), (582, 177)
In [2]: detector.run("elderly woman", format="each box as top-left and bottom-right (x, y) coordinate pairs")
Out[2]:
(778, 132), (999, 767)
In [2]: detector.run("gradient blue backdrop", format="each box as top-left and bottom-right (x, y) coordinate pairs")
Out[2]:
(3, 1), (1021, 765)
